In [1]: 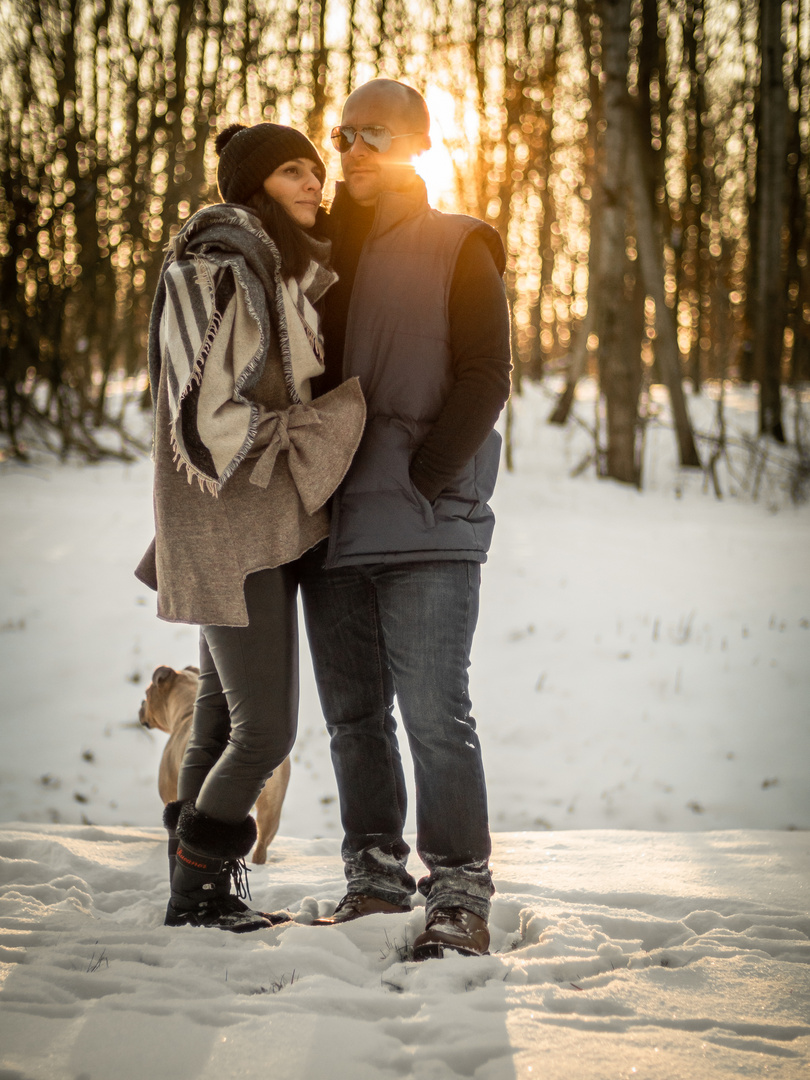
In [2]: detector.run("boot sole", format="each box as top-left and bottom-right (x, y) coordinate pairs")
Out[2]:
(165, 915), (273, 933)
(312, 905), (411, 925)
(165, 906), (279, 933)
(261, 911), (294, 925)
(164, 917), (271, 933)
(412, 942), (490, 961)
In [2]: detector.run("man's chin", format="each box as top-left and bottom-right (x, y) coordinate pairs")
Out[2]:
(344, 175), (381, 205)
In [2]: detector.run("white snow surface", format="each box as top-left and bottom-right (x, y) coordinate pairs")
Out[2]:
(1, 381), (809, 1078)
(1, 825), (808, 1079)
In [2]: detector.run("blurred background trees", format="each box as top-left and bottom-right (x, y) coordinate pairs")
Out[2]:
(1, 0), (807, 486)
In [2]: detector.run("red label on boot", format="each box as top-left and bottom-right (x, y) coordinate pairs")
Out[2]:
(176, 846), (209, 871)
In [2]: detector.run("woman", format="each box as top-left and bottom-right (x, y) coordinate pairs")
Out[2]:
(136, 123), (365, 932)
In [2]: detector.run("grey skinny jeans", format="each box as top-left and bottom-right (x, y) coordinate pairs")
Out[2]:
(176, 565), (298, 824)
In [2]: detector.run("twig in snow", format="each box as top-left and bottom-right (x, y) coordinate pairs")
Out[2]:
(86, 945), (109, 972)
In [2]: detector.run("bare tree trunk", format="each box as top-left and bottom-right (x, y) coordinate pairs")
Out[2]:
(683, 0), (709, 392)
(547, 305), (595, 425)
(753, 0), (787, 441)
(308, 0), (330, 145)
(592, 0), (641, 484)
(628, 122), (701, 468)
(526, 18), (559, 377)
(547, 0), (597, 415)
(785, 43), (809, 387)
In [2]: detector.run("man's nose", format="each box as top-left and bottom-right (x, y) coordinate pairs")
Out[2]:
(347, 134), (371, 159)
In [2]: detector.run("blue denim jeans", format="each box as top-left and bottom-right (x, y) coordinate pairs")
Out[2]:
(299, 546), (493, 920)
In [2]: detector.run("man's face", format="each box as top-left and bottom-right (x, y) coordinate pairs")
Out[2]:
(339, 89), (426, 206)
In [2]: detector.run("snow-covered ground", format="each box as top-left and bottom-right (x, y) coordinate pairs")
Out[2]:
(1, 380), (809, 1078)
(1, 825), (808, 1079)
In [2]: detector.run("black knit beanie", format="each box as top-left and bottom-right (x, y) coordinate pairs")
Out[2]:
(215, 123), (326, 205)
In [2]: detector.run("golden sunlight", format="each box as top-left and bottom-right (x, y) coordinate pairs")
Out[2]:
(413, 86), (467, 212)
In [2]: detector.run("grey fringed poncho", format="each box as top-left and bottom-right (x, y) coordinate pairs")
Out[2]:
(135, 203), (365, 626)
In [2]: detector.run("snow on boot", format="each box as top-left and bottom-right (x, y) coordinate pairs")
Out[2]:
(166, 804), (273, 932)
(412, 907), (490, 959)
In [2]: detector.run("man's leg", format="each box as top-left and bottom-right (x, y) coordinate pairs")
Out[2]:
(298, 546), (415, 907)
(372, 560), (493, 923)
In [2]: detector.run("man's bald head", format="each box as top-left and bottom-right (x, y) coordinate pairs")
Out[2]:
(338, 79), (432, 205)
(343, 79), (431, 148)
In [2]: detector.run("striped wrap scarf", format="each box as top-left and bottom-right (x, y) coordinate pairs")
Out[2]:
(148, 203), (338, 494)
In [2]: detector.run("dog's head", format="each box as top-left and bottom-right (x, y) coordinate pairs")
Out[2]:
(139, 665), (200, 733)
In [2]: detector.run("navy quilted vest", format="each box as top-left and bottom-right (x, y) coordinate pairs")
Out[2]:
(326, 182), (505, 567)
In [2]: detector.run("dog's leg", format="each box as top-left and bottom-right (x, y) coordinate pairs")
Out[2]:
(158, 726), (189, 805)
(252, 757), (291, 864)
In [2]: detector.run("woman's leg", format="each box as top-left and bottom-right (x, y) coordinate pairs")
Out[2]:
(187, 564), (299, 824)
(175, 632), (231, 805)
(165, 564), (299, 931)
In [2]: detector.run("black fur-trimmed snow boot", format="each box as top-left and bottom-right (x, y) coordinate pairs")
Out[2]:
(165, 803), (279, 932)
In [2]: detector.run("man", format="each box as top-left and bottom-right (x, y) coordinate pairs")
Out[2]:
(299, 79), (511, 959)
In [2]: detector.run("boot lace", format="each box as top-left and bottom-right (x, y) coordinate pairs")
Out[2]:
(227, 857), (252, 901)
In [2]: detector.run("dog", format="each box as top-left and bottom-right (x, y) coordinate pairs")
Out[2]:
(138, 664), (291, 864)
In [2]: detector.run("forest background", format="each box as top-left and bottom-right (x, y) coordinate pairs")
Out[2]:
(1, 0), (808, 493)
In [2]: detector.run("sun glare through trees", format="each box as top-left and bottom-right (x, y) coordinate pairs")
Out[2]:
(0, 0), (808, 487)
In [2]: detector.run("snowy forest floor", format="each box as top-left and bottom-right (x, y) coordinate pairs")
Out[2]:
(0, 378), (808, 1078)
(1, 825), (808, 1080)
(1, 379), (807, 835)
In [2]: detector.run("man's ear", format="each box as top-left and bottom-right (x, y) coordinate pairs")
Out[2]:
(416, 133), (432, 155)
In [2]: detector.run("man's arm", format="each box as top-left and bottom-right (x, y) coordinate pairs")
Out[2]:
(408, 231), (512, 502)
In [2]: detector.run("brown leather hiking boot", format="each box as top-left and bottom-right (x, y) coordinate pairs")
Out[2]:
(412, 907), (490, 959)
(312, 892), (411, 925)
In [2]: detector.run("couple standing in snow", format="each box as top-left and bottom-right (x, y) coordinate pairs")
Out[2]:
(137, 78), (512, 959)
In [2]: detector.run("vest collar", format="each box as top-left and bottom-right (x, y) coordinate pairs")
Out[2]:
(332, 177), (429, 239)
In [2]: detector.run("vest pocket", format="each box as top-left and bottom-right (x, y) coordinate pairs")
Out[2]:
(340, 415), (437, 529)
(406, 478), (436, 528)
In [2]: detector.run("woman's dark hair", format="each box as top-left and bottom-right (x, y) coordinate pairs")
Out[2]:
(243, 188), (317, 280)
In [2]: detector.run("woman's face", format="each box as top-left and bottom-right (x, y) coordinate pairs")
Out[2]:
(263, 158), (323, 227)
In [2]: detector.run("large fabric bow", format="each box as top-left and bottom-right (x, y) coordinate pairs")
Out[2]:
(248, 379), (366, 515)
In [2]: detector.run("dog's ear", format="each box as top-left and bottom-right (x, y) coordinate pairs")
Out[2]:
(184, 665), (200, 675)
(152, 665), (175, 684)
